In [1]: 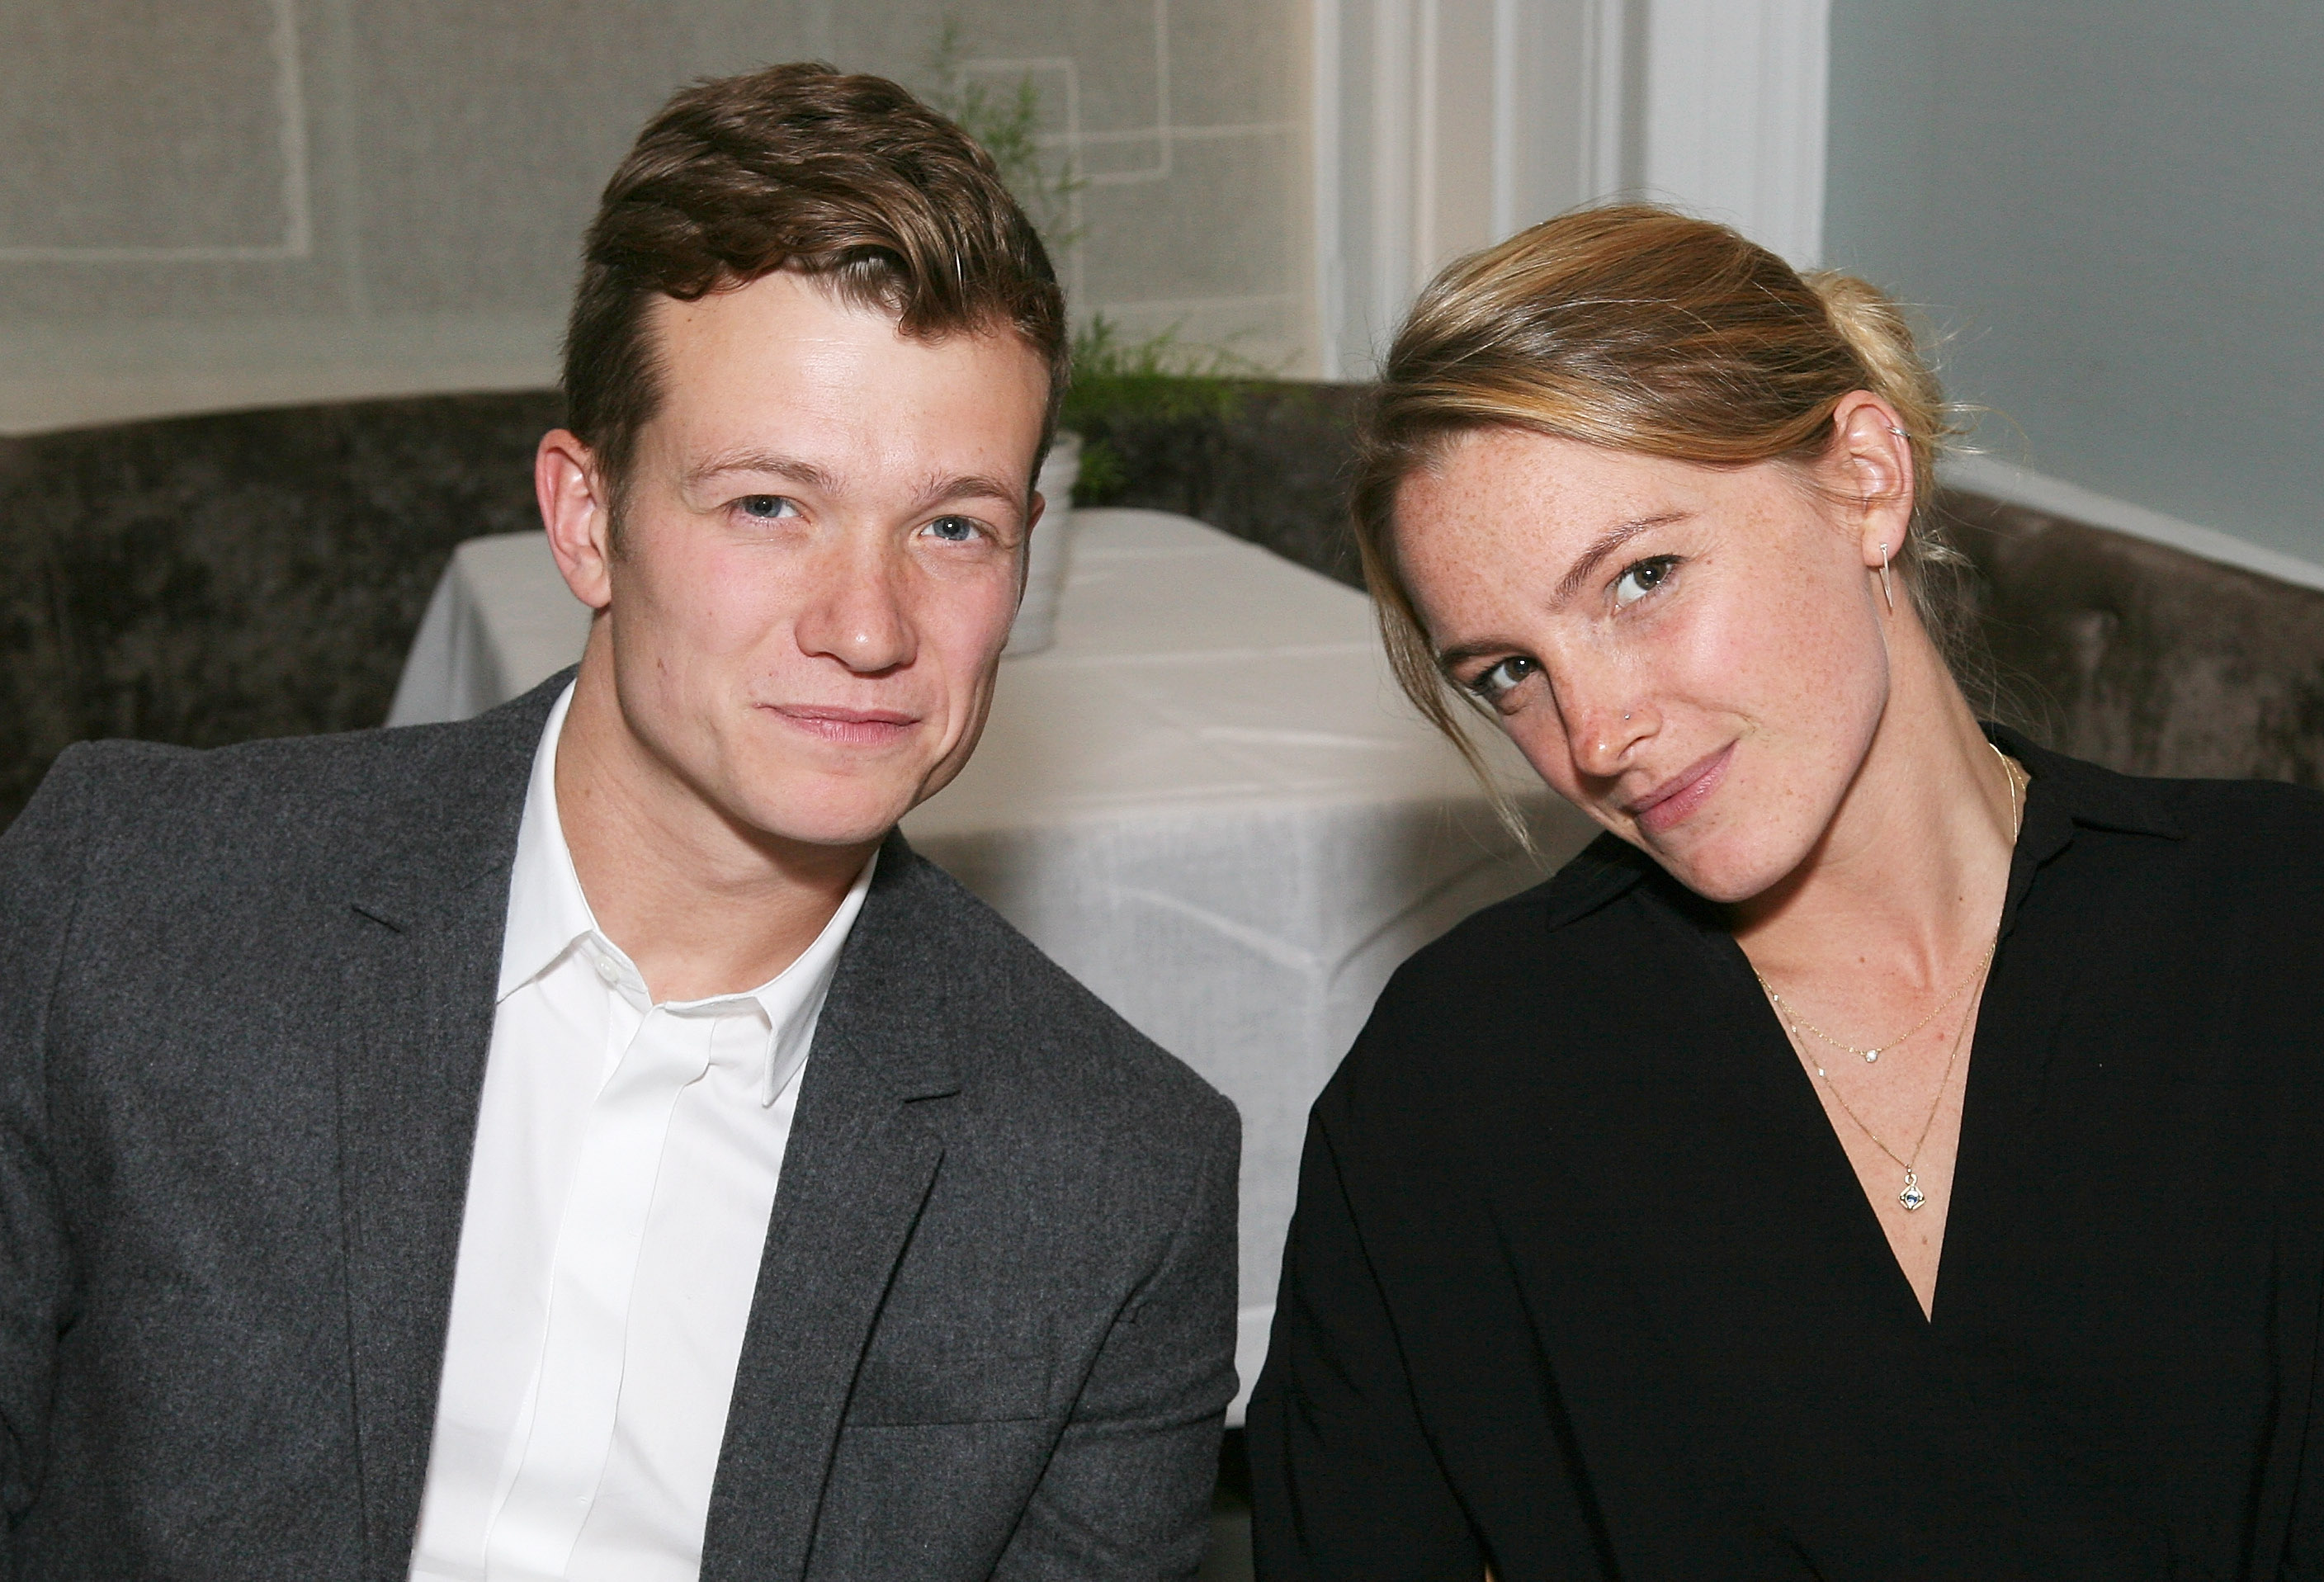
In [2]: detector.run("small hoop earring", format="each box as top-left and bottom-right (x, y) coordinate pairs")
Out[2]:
(1878, 542), (1897, 613)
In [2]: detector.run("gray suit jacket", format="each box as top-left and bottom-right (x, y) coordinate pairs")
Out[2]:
(0, 675), (1239, 1581)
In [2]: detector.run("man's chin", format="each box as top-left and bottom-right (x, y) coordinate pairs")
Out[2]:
(719, 779), (914, 855)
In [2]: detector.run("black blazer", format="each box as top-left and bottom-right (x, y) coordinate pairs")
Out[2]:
(1250, 733), (2324, 1580)
(0, 675), (1240, 1581)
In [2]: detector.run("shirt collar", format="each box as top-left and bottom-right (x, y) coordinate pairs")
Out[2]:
(1983, 723), (2182, 947)
(497, 680), (881, 1105)
(499, 680), (594, 1001)
(1986, 722), (2185, 851)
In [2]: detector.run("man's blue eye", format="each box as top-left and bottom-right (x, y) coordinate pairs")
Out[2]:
(926, 516), (979, 543)
(738, 495), (796, 520)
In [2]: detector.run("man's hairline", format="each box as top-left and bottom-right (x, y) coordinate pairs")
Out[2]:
(594, 271), (1060, 550)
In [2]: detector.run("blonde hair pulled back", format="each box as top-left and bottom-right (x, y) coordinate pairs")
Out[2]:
(1355, 204), (1971, 796)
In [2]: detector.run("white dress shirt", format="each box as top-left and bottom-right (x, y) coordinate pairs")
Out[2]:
(408, 684), (876, 1582)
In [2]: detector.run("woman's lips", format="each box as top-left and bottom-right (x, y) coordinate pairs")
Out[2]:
(764, 703), (918, 746)
(1625, 743), (1733, 836)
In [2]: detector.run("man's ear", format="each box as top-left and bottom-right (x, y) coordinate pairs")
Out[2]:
(1016, 489), (1049, 602)
(536, 429), (616, 612)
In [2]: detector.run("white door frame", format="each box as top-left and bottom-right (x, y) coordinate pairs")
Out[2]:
(1310, 0), (1828, 378)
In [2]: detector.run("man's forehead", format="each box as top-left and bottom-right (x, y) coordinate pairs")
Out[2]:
(638, 276), (1037, 427)
(645, 271), (1044, 380)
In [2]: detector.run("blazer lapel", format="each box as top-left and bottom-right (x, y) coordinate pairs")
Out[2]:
(334, 681), (561, 1581)
(701, 838), (962, 1582)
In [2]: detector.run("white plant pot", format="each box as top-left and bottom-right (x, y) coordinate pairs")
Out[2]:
(1004, 432), (1082, 656)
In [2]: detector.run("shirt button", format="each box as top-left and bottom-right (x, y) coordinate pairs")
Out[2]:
(593, 954), (620, 985)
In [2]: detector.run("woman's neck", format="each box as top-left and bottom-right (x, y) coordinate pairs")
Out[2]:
(1731, 641), (2021, 988)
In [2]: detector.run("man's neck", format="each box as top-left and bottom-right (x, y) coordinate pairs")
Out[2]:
(553, 656), (878, 1004)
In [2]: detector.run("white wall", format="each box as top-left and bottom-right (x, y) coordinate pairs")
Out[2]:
(1308, 0), (1608, 378)
(1824, 0), (2324, 568)
(1310, 0), (1835, 379)
(0, 0), (1310, 433)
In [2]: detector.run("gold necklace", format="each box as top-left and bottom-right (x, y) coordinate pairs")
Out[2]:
(1757, 962), (1981, 1064)
(1756, 744), (2028, 1213)
(1780, 956), (1987, 1211)
(1750, 743), (2024, 1065)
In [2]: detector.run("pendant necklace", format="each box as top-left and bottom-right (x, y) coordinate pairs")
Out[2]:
(1755, 745), (2027, 1213)
(1777, 959), (1986, 1211)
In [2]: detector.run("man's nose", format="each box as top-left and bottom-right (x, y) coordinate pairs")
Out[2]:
(794, 538), (914, 675)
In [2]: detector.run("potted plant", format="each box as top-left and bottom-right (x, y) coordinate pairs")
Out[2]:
(924, 26), (1268, 653)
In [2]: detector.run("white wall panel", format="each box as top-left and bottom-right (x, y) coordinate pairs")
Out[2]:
(0, 0), (1308, 432)
(1635, 0), (1828, 265)
(0, 0), (309, 261)
(1311, 0), (1601, 378)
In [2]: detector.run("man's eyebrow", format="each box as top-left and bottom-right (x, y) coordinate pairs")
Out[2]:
(1551, 510), (1692, 606)
(683, 449), (838, 493)
(919, 471), (1028, 508)
(681, 450), (1025, 511)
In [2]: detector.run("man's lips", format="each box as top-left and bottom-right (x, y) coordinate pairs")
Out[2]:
(763, 703), (919, 745)
(1622, 743), (1733, 835)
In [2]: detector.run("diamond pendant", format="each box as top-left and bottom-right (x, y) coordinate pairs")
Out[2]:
(1898, 1171), (1927, 1211)
(1864, 1046), (1882, 1063)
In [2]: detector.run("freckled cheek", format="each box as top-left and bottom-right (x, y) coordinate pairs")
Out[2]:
(1504, 711), (1585, 798)
(1666, 578), (1800, 718)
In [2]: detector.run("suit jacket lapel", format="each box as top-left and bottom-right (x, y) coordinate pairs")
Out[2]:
(335, 679), (564, 1581)
(701, 837), (962, 1582)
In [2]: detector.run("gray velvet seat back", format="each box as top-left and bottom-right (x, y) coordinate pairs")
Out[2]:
(0, 383), (2317, 829)
(0, 393), (564, 823)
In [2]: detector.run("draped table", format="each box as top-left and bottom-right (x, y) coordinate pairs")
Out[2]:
(387, 508), (1596, 1419)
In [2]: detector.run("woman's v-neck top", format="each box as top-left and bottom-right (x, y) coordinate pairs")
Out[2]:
(1248, 731), (2324, 1581)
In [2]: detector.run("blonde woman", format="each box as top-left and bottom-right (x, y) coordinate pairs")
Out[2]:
(1246, 206), (2324, 1579)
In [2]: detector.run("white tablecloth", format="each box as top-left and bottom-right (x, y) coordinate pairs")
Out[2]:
(387, 510), (1596, 1419)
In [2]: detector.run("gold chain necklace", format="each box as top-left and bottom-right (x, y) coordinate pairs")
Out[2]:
(1757, 960), (1981, 1065)
(1755, 744), (2028, 1213)
(1782, 956), (1988, 1211)
(1750, 743), (2024, 1065)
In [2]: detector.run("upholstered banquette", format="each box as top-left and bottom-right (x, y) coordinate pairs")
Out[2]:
(2, 384), (2318, 829)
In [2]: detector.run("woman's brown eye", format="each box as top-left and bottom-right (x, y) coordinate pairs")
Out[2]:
(1613, 555), (1678, 607)
(1471, 656), (1538, 701)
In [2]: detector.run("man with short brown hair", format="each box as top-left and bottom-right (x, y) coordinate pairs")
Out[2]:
(0, 64), (1237, 1581)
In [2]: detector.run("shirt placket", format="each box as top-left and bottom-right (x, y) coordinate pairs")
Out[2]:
(482, 966), (730, 1581)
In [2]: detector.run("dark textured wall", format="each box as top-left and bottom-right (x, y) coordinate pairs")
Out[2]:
(0, 393), (564, 824)
(1, 382), (2318, 830)
(1944, 495), (2324, 788)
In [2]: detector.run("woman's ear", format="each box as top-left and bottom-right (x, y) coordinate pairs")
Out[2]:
(1825, 390), (1916, 574)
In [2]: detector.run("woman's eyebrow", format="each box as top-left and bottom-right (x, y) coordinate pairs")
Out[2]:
(1552, 511), (1692, 605)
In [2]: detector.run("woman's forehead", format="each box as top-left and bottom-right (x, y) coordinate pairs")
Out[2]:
(1397, 433), (1712, 550)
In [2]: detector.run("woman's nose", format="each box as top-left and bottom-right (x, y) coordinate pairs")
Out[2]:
(1566, 700), (1653, 780)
